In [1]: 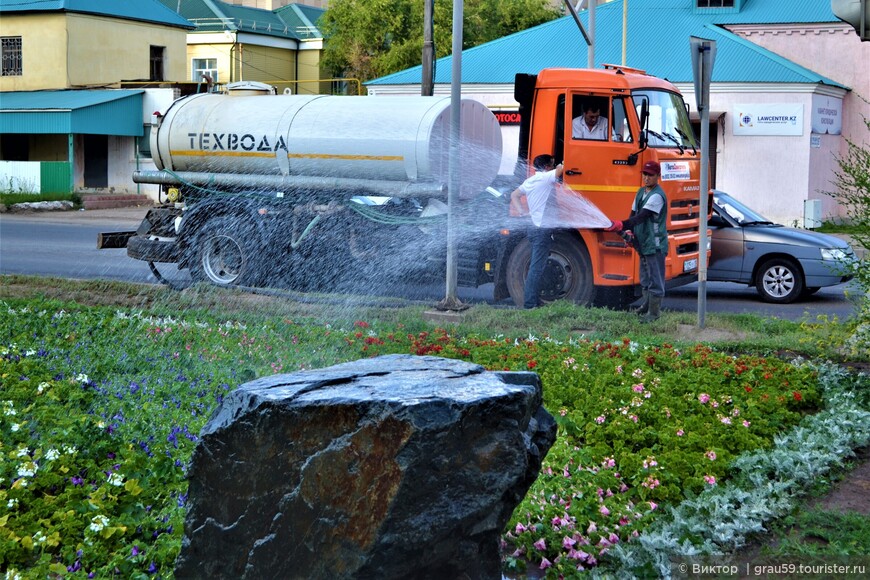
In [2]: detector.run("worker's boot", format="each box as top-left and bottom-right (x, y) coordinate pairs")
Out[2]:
(631, 289), (649, 314)
(640, 295), (662, 323)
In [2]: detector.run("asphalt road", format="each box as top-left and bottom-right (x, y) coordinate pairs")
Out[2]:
(0, 207), (863, 321)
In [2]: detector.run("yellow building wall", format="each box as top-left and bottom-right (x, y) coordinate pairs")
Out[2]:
(296, 49), (325, 95)
(188, 43), (235, 84)
(236, 44), (296, 85)
(0, 15), (69, 91)
(66, 13), (188, 86)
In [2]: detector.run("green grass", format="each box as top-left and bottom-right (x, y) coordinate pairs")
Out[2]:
(816, 220), (866, 236)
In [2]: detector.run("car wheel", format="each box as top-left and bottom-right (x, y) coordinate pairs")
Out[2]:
(506, 232), (595, 307)
(755, 257), (803, 304)
(191, 217), (263, 287)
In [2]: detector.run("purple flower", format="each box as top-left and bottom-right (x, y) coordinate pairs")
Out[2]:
(147, 562), (157, 574)
(533, 538), (547, 551)
(71, 476), (84, 486)
(132, 545), (141, 556)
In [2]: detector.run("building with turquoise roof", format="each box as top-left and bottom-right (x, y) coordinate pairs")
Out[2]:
(367, 0), (868, 225)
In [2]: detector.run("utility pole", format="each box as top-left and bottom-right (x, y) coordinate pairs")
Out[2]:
(422, 0), (435, 96)
(690, 36), (717, 329)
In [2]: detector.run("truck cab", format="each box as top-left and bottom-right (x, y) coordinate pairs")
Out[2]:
(501, 65), (706, 307)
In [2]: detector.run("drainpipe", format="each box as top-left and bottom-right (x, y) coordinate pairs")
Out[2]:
(68, 134), (74, 193)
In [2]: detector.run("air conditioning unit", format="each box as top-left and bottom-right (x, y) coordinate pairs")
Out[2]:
(804, 199), (822, 229)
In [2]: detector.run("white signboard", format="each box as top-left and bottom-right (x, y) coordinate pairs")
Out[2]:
(661, 160), (690, 181)
(811, 94), (842, 135)
(733, 103), (803, 136)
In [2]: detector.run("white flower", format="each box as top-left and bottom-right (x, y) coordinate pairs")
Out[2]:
(45, 448), (60, 461)
(37, 382), (50, 394)
(2, 401), (15, 416)
(63, 445), (78, 455)
(75, 373), (90, 384)
(10, 423), (21, 432)
(107, 472), (124, 486)
(7, 498), (19, 509)
(17, 461), (37, 478)
(15, 447), (29, 458)
(33, 531), (46, 544)
(89, 515), (109, 533)
(24, 349), (35, 356)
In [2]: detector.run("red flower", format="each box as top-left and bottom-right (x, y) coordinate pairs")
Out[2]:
(354, 320), (369, 328)
(744, 386), (752, 392)
(793, 391), (803, 401)
(527, 360), (538, 369)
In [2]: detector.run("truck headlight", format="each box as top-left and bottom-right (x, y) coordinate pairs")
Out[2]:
(820, 248), (847, 261)
(174, 215), (183, 234)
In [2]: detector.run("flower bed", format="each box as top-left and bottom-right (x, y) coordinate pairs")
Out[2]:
(1, 301), (867, 578)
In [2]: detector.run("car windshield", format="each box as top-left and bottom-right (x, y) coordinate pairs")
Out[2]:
(632, 89), (697, 149)
(713, 191), (774, 226)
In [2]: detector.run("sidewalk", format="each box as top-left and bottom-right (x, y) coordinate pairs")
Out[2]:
(0, 204), (152, 226)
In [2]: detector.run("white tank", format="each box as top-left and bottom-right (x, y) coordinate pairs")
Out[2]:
(151, 93), (503, 198)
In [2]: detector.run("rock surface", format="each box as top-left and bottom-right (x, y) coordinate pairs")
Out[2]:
(175, 354), (556, 579)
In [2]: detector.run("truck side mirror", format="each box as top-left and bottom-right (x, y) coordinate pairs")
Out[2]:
(639, 98), (649, 149)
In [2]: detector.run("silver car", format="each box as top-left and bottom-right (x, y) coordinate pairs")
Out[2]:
(708, 191), (856, 303)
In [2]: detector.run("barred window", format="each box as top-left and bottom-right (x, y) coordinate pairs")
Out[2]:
(697, 0), (734, 7)
(1, 36), (22, 76)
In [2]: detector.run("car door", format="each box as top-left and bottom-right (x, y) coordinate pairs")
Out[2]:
(708, 209), (749, 282)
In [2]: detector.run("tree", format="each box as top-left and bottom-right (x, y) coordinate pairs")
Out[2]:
(320, 0), (560, 89)
(824, 108), (870, 356)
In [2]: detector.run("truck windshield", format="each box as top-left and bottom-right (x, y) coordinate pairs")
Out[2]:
(633, 89), (697, 149)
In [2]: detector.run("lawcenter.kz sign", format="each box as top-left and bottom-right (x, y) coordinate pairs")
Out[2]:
(733, 103), (803, 136)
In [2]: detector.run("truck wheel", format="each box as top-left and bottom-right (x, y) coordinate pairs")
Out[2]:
(190, 217), (263, 287)
(755, 257), (803, 303)
(506, 232), (595, 307)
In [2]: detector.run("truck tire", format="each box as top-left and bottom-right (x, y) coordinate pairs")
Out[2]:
(506, 232), (595, 307)
(755, 257), (804, 304)
(190, 216), (263, 287)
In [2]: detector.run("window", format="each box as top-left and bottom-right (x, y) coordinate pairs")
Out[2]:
(697, 0), (734, 7)
(150, 46), (165, 81)
(1, 36), (22, 76)
(192, 58), (219, 83)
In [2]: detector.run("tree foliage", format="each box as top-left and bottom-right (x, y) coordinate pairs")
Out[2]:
(320, 0), (561, 88)
(824, 106), (870, 354)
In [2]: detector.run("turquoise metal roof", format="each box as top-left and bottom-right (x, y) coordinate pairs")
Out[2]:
(0, 90), (145, 136)
(0, 0), (194, 29)
(154, 0), (323, 41)
(367, 0), (846, 89)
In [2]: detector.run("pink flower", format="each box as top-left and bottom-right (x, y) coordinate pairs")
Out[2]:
(629, 414), (639, 423)
(615, 365), (623, 374)
(704, 475), (717, 485)
(632, 368), (644, 378)
(720, 416), (732, 425)
(562, 536), (577, 549)
(633, 383), (645, 393)
(568, 548), (590, 561)
(698, 393), (710, 404)
(705, 450), (717, 461)
(743, 420), (751, 427)
(534, 538), (547, 551)
(540, 557), (552, 569)
(649, 501), (658, 511)
(608, 532), (620, 544)
(595, 415), (606, 424)
(676, 428), (685, 436)
(587, 521), (597, 534)
(559, 408), (568, 416)
(599, 505), (610, 516)
(515, 522), (527, 534)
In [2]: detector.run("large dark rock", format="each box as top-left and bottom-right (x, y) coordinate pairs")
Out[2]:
(175, 354), (556, 579)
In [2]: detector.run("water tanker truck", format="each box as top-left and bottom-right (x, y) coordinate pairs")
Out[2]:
(109, 66), (707, 307)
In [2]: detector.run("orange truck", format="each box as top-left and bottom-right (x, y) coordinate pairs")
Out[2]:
(104, 65), (706, 308)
